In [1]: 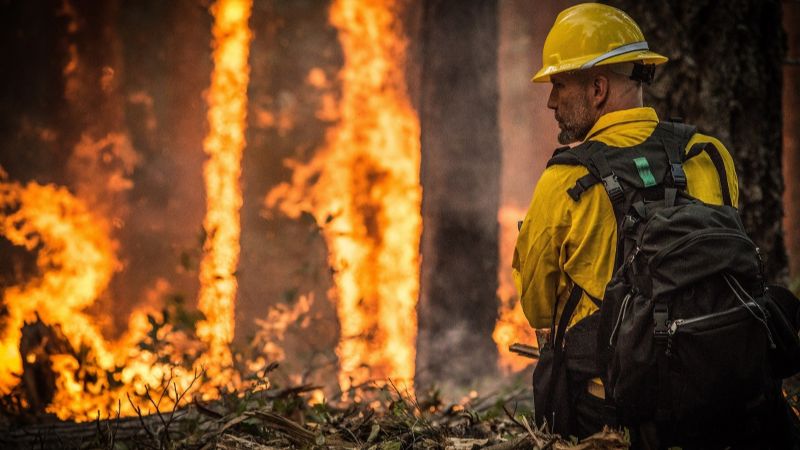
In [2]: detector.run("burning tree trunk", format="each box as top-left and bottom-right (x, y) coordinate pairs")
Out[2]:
(608, 0), (788, 281)
(783, 0), (800, 283)
(416, 0), (501, 388)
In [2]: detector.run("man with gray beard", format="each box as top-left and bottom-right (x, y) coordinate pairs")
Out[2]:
(512, 2), (750, 445)
(513, 3), (800, 447)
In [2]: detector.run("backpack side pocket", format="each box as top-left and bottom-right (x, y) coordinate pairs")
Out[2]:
(761, 285), (800, 379)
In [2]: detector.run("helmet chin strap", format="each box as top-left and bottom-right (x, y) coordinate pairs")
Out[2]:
(630, 63), (656, 84)
(599, 62), (657, 86)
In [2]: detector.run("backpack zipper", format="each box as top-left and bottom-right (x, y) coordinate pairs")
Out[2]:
(667, 301), (758, 335)
(609, 290), (633, 346)
(649, 229), (756, 269)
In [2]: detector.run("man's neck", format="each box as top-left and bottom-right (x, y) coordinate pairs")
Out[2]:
(595, 95), (643, 124)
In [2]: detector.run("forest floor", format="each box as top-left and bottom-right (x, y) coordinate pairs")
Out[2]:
(0, 376), (630, 450)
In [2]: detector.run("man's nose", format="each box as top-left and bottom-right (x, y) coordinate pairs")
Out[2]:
(547, 88), (557, 110)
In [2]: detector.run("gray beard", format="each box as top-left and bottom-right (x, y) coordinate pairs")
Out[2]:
(557, 123), (592, 145)
(557, 129), (579, 145)
(555, 100), (594, 145)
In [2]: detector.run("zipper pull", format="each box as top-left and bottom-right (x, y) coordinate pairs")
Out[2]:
(667, 319), (682, 336)
(626, 246), (641, 266)
(608, 291), (633, 347)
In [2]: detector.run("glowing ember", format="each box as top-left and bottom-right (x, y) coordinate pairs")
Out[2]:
(195, 0), (253, 387)
(266, 0), (421, 390)
(493, 205), (537, 372)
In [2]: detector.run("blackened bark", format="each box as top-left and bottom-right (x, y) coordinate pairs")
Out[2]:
(783, 0), (800, 283)
(416, 0), (501, 387)
(607, 0), (788, 281)
(0, 0), (70, 184)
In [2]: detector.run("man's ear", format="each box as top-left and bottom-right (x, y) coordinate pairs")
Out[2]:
(590, 75), (609, 108)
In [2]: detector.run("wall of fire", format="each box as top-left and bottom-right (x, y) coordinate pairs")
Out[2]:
(0, 0), (796, 420)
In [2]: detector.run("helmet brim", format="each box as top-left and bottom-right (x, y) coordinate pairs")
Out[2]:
(531, 50), (669, 83)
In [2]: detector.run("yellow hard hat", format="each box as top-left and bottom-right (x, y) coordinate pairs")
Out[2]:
(532, 3), (668, 83)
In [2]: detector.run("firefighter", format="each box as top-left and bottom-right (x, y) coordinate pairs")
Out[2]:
(514, 4), (800, 447)
(512, 1), (742, 442)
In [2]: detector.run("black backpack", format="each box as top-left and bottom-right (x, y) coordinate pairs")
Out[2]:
(544, 121), (800, 442)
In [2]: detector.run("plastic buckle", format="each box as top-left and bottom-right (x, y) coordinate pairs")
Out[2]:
(622, 214), (638, 232)
(670, 163), (687, 189)
(653, 305), (669, 338)
(631, 63), (656, 85)
(602, 174), (624, 203)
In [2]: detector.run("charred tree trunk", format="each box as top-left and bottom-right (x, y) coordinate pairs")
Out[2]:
(416, 0), (501, 388)
(607, 0), (788, 281)
(0, 0), (68, 185)
(783, 0), (800, 284)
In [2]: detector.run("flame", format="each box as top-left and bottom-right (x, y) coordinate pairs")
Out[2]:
(253, 294), (314, 364)
(0, 0), (256, 419)
(493, 205), (537, 372)
(194, 0), (253, 387)
(0, 180), (118, 390)
(0, 180), (201, 420)
(266, 0), (421, 390)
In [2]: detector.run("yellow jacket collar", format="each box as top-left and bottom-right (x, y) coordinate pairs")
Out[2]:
(584, 107), (659, 141)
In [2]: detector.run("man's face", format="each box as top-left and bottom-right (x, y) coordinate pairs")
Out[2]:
(547, 72), (595, 145)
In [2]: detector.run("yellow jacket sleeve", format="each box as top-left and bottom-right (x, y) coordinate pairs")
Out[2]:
(512, 164), (616, 329)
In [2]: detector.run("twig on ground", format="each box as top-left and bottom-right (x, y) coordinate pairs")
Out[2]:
(126, 392), (158, 449)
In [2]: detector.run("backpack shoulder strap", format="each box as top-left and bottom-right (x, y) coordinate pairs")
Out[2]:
(546, 141), (623, 204)
(686, 140), (734, 206)
(549, 283), (585, 350)
(651, 121), (698, 190)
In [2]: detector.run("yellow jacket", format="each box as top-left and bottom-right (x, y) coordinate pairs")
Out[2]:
(512, 107), (739, 329)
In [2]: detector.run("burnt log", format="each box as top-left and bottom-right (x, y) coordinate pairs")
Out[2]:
(1, 408), (192, 449)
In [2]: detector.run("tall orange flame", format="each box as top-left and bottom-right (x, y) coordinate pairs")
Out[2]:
(266, 0), (421, 390)
(195, 0), (253, 385)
